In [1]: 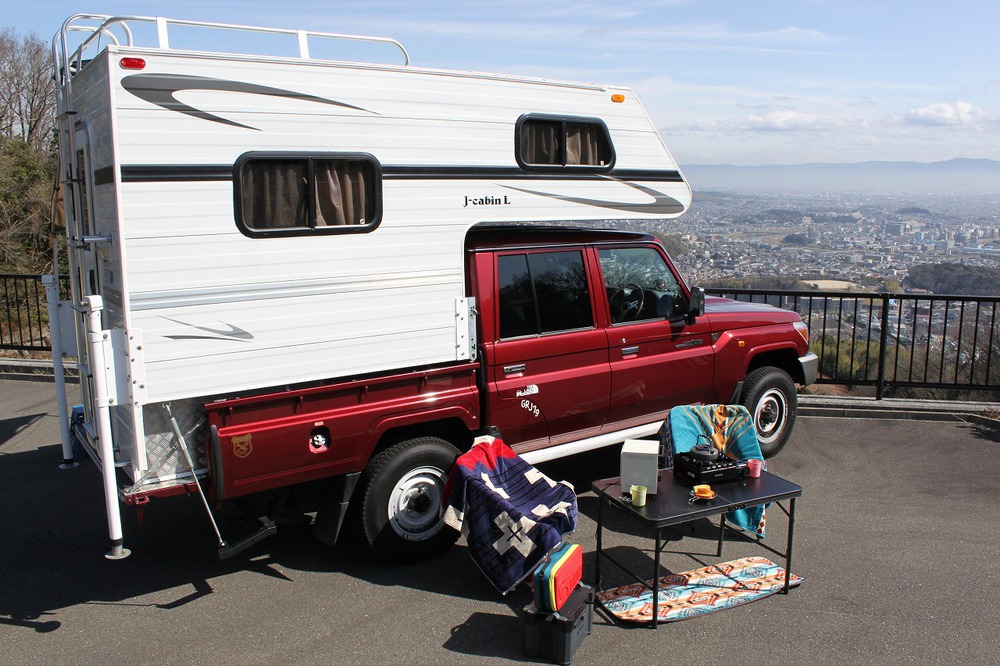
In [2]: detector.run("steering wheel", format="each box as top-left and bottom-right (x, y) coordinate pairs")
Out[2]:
(610, 282), (645, 322)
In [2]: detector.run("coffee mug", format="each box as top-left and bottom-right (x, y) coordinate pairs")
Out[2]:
(630, 484), (648, 507)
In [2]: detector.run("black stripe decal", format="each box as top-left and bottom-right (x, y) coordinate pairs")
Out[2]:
(122, 165), (233, 182)
(121, 164), (683, 183)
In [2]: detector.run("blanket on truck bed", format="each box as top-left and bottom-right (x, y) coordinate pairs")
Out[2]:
(443, 435), (577, 594)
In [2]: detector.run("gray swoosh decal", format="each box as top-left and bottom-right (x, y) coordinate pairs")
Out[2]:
(122, 74), (377, 131)
(502, 179), (685, 215)
(161, 316), (254, 342)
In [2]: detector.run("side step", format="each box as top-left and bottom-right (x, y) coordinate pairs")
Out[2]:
(218, 517), (278, 561)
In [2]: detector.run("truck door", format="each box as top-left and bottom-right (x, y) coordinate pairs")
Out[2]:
(598, 246), (715, 429)
(484, 249), (610, 452)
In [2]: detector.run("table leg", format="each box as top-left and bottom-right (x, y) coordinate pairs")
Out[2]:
(652, 528), (661, 630)
(595, 494), (604, 591)
(716, 513), (726, 557)
(783, 497), (796, 594)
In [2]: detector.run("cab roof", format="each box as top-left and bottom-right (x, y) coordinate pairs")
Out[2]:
(466, 224), (655, 252)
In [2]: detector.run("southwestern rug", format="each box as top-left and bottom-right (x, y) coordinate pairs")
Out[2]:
(597, 556), (803, 623)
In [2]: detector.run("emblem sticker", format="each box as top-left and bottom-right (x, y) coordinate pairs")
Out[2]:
(232, 433), (253, 459)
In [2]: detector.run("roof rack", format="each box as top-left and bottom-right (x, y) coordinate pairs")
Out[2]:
(52, 13), (411, 85)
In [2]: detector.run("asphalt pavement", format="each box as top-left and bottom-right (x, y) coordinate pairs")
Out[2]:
(2, 378), (999, 665)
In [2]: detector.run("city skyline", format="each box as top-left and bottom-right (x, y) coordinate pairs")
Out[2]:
(11, 1), (1000, 167)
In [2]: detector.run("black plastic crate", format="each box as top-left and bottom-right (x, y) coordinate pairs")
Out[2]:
(521, 583), (593, 665)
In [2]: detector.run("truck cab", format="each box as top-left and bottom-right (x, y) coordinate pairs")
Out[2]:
(468, 225), (816, 462)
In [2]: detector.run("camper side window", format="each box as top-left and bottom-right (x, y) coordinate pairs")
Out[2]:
(516, 115), (614, 171)
(236, 153), (381, 236)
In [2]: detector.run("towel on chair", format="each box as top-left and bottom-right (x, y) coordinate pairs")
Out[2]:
(442, 435), (578, 594)
(667, 404), (767, 537)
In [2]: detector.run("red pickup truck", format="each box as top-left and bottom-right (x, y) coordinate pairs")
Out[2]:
(205, 225), (816, 561)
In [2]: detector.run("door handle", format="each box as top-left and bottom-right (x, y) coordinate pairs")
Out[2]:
(621, 346), (639, 356)
(503, 363), (526, 375)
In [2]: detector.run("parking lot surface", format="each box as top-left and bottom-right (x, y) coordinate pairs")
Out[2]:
(2, 378), (998, 664)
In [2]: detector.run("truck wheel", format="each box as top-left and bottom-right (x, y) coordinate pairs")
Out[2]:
(740, 367), (797, 459)
(356, 436), (461, 562)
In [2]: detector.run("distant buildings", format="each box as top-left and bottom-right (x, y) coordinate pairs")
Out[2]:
(615, 190), (1000, 291)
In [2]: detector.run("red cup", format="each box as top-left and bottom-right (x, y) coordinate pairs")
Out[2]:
(747, 459), (763, 478)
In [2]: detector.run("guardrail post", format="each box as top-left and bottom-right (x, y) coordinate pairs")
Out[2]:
(876, 292), (889, 400)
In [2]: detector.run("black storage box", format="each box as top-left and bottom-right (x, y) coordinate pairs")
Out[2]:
(521, 583), (593, 665)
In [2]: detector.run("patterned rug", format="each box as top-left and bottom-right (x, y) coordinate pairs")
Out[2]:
(597, 556), (803, 623)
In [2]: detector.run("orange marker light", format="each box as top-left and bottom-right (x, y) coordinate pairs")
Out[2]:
(611, 93), (625, 103)
(120, 58), (146, 70)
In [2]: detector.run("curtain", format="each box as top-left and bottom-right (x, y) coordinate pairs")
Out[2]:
(520, 121), (561, 165)
(242, 161), (307, 229)
(315, 162), (368, 226)
(242, 159), (370, 229)
(566, 123), (603, 165)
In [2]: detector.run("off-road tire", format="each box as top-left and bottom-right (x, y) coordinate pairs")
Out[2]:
(740, 366), (797, 459)
(355, 436), (461, 562)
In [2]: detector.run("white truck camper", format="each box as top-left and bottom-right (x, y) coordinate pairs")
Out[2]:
(47, 14), (691, 559)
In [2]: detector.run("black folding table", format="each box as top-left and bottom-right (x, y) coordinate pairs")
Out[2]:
(592, 469), (802, 628)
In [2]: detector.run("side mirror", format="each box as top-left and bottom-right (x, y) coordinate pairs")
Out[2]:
(686, 287), (705, 324)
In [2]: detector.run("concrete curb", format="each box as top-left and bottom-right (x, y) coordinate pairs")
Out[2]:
(798, 394), (1000, 425)
(0, 358), (78, 383)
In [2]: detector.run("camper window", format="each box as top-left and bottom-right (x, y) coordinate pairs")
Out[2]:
(236, 153), (381, 236)
(516, 115), (614, 171)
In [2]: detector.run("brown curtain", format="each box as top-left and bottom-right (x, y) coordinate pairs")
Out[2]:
(242, 161), (307, 229)
(520, 121), (561, 165)
(566, 123), (603, 165)
(315, 162), (368, 226)
(242, 160), (369, 229)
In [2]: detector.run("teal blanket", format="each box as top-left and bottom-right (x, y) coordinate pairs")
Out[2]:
(666, 404), (766, 537)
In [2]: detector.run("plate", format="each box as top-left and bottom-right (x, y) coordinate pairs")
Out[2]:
(689, 490), (717, 501)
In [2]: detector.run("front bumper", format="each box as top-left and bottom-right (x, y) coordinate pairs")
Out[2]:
(799, 351), (819, 386)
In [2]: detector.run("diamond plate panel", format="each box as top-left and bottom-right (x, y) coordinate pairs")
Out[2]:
(140, 399), (208, 487)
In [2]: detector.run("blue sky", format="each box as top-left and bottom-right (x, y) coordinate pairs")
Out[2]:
(11, 1), (1000, 166)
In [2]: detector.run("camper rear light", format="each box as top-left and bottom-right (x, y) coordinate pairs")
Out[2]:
(119, 58), (146, 70)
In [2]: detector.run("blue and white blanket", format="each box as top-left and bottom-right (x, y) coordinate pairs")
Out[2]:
(442, 436), (577, 594)
(665, 404), (767, 537)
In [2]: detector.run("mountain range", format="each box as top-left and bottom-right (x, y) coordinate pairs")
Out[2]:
(681, 158), (1000, 196)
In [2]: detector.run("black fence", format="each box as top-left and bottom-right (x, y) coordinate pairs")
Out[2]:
(4, 274), (1000, 400)
(709, 288), (1000, 400)
(1, 274), (70, 352)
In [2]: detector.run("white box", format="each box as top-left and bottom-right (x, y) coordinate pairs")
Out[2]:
(620, 439), (660, 495)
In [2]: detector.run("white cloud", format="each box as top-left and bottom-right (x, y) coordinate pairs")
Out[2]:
(744, 110), (848, 131)
(897, 101), (1000, 127)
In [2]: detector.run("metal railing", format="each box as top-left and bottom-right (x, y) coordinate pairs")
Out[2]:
(709, 288), (1000, 399)
(1, 274), (70, 352)
(4, 275), (1000, 400)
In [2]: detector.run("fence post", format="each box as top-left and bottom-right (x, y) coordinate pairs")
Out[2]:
(876, 292), (889, 400)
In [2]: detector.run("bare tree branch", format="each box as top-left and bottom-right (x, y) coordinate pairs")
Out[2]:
(0, 29), (56, 154)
